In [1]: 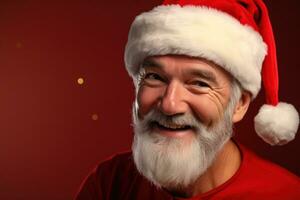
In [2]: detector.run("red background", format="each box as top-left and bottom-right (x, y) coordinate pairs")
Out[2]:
(0, 1), (299, 199)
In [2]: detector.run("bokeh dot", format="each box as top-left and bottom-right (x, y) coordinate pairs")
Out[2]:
(77, 77), (84, 85)
(92, 114), (99, 121)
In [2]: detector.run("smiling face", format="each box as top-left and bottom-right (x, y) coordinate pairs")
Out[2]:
(137, 55), (233, 142)
(131, 55), (241, 190)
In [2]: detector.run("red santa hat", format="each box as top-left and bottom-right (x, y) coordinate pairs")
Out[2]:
(124, 0), (299, 145)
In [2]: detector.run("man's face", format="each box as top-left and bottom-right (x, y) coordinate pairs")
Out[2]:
(132, 55), (235, 190)
(137, 55), (232, 140)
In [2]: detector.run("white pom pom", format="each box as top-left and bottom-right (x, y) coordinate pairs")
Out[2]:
(254, 102), (299, 145)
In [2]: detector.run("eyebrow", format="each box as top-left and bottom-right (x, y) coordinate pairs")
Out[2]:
(186, 69), (217, 84)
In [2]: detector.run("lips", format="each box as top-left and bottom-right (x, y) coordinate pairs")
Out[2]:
(152, 121), (192, 131)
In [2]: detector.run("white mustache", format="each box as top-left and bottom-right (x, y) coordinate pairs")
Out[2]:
(142, 109), (202, 131)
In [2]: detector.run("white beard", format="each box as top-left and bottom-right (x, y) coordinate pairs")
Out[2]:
(132, 104), (234, 190)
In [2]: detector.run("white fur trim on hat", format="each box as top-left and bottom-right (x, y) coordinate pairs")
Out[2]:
(124, 5), (267, 98)
(254, 102), (299, 145)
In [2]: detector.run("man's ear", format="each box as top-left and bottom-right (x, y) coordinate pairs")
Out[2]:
(232, 91), (251, 123)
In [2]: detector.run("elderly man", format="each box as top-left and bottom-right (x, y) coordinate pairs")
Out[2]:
(76, 0), (300, 199)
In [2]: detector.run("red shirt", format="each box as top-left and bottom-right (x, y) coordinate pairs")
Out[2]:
(75, 144), (300, 200)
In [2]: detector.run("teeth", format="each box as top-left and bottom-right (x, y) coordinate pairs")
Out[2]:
(158, 121), (187, 129)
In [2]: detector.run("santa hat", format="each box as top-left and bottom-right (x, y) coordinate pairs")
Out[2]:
(124, 0), (299, 145)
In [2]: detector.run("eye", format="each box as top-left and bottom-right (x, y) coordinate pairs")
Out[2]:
(192, 80), (210, 88)
(144, 73), (164, 81)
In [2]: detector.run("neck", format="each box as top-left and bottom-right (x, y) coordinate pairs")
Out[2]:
(169, 139), (241, 198)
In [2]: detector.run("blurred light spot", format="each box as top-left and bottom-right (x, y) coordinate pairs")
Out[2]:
(16, 42), (23, 48)
(77, 77), (84, 85)
(92, 114), (99, 121)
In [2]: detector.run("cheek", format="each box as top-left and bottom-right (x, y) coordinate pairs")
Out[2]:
(137, 86), (164, 117)
(189, 96), (220, 125)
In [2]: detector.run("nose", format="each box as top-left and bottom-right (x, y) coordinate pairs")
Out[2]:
(158, 80), (188, 116)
